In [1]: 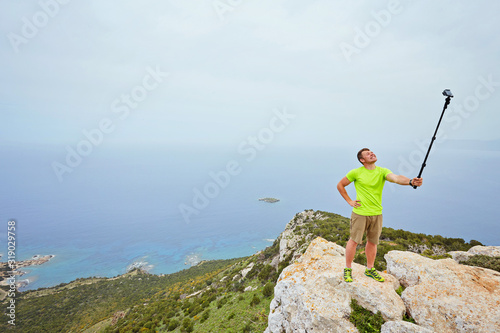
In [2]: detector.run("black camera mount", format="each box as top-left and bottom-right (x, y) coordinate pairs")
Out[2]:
(413, 89), (454, 189)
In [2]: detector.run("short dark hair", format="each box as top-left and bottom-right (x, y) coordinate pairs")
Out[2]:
(357, 148), (370, 164)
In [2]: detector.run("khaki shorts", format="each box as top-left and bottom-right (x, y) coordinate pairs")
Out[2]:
(350, 212), (383, 245)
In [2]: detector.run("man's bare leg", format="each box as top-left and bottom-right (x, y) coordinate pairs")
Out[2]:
(365, 241), (377, 269)
(345, 239), (358, 268)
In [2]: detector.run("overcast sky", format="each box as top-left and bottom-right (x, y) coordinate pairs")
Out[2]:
(1, 0), (499, 150)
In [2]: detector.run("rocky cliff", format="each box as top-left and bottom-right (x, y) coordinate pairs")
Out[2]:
(265, 211), (500, 333)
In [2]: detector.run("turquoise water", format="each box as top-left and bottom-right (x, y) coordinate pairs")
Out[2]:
(1, 144), (498, 291)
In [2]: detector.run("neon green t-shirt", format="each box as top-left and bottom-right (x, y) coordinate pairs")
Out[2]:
(346, 166), (393, 216)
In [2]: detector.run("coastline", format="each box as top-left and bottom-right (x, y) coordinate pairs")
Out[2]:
(0, 254), (55, 291)
(3, 236), (276, 292)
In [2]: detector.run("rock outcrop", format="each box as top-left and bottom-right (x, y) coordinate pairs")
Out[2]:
(449, 245), (500, 263)
(386, 251), (500, 333)
(240, 262), (254, 278)
(380, 320), (433, 333)
(468, 245), (500, 256)
(0, 254), (55, 289)
(266, 237), (407, 332)
(278, 210), (326, 262)
(265, 237), (500, 333)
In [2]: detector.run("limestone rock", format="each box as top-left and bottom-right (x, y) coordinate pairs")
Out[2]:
(185, 289), (204, 299)
(467, 245), (500, 257)
(381, 321), (433, 333)
(449, 245), (500, 263)
(270, 254), (280, 269)
(278, 211), (325, 262)
(265, 237), (405, 333)
(244, 286), (257, 292)
(385, 250), (500, 332)
(448, 250), (472, 263)
(240, 262), (254, 278)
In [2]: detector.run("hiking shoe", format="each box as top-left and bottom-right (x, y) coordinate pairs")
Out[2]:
(343, 268), (353, 282)
(365, 268), (384, 282)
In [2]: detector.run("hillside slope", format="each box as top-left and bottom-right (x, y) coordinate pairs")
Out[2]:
(1, 210), (495, 333)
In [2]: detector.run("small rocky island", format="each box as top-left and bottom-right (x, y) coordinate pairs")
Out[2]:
(259, 197), (280, 203)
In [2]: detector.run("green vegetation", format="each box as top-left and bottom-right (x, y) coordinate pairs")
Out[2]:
(461, 255), (500, 272)
(98, 245), (280, 333)
(403, 312), (416, 324)
(0, 258), (245, 333)
(0, 210), (493, 332)
(105, 271), (274, 332)
(349, 296), (415, 332)
(395, 285), (404, 296)
(262, 282), (274, 298)
(349, 299), (385, 332)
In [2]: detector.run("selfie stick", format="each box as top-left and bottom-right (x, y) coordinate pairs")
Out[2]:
(413, 89), (453, 189)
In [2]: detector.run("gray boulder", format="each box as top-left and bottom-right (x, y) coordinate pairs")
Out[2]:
(265, 237), (405, 333)
(386, 250), (500, 332)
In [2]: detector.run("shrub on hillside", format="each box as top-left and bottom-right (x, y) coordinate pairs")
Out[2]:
(263, 282), (275, 298)
(246, 263), (263, 280)
(201, 309), (210, 323)
(250, 295), (261, 306)
(167, 319), (179, 331)
(182, 317), (194, 332)
(462, 255), (500, 272)
(258, 264), (274, 282)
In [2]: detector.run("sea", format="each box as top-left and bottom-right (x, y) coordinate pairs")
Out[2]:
(1, 143), (499, 291)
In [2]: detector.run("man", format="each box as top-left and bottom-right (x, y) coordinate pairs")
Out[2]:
(337, 148), (422, 282)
